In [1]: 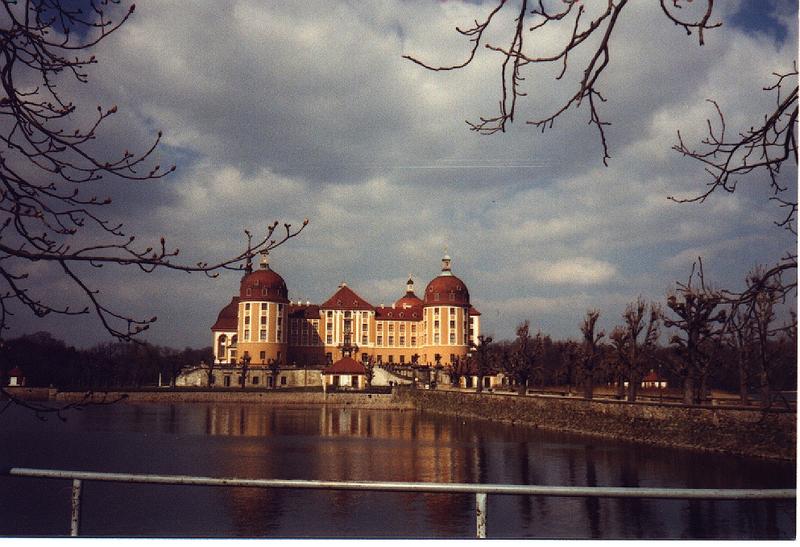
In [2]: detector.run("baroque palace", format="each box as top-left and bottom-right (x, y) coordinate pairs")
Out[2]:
(210, 252), (481, 373)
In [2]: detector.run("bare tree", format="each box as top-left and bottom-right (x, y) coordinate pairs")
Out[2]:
(0, 1), (307, 414)
(404, 1), (721, 163)
(663, 260), (726, 405)
(505, 320), (543, 394)
(578, 309), (604, 400)
(608, 298), (660, 402)
(472, 334), (493, 393)
(724, 306), (756, 405)
(404, 1), (797, 292)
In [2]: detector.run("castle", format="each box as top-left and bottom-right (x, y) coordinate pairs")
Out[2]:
(210, 252), (481, 373)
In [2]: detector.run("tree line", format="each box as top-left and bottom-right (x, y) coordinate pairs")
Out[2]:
(0, 332), (211, 390)
(453, 262), (796, 408)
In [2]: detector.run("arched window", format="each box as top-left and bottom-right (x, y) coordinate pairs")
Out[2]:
(217, 335), (227, 361)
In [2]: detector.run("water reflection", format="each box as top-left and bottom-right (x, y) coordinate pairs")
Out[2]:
(0, 402), (794, 538)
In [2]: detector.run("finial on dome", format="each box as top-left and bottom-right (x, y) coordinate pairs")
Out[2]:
(406, 274), (414, 293)
(259, 249), (270, 270)
(441, 251), (452, 275)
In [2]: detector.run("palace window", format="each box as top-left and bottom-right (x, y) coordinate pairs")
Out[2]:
(400, 355), (405, 364)
(362, 323), (368, 331)
(434, 320), (439, 329)
(326, 334), (333, 344)
(388, 335), (394, 345)
(361, 335), (368, 345)
(434, 334), (439, 344)
(434, 308), (439, 316)
(388, 355), (394, 364)
(377, 335), (383, 345)
(260, 329), (267, 341)
(244, 316), (250, 325)
(411, 336), (416, 345)
(244, 329), (250, 340)
(281, 376), (287, 386)
(259, 351), (266, 361)
(449, 333), (456, 344)
(252, 376), (260, 385)
(245, 303), (250, 311)
(399, 336), (405, 345)
(411, 324), (416, 333)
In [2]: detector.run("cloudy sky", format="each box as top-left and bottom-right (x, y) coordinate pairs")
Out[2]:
(11, 0), (798, 347)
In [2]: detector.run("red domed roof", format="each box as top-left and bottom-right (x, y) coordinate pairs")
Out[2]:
(424, 274), (470, 306)
(395, 291), (423, 309)
(211, 296), (240, 331)
(240, 267), (289, 303)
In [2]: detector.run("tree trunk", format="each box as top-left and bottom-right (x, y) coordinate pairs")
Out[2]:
(626, 372), (638, 402)
(682, 375), (694, 405)
(615, 374), (625, 399)
(583, 370), (594, 400)
(759, 369), (771, 409)
(737, 356), (750, 405)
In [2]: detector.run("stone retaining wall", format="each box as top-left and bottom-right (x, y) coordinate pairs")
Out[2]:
(394, 388), (796, 461)
(52, 389), (413, 410)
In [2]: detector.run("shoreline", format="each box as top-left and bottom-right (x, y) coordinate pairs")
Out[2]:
(6, 386), (795, 461)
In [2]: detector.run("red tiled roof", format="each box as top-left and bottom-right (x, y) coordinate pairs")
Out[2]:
(469, 306), (481, 316)
(643, 371), (663, 382)
(320, 284), (373, 310)
(8, 367), (24, 377)
(394, 290), (423, 309)
(240, 267), (289, 303)
(211, 297), (239, 331)
(424, 274), (470, 306)
(375, 305), (422, 320)
(288, 303), (321, 318)
(323, 356), (366, 375)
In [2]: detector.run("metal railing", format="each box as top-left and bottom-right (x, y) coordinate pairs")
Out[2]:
(6, 467), (796, 538)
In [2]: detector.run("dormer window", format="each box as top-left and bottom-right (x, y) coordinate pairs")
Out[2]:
(262, 288), (268, 296)
(246, 288), (252, 296)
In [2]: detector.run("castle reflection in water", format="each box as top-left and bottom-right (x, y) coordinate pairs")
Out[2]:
(202, 404), (479, 535)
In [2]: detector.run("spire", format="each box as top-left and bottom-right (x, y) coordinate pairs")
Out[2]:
(406, 274), (414, 294)
(259, 250), (270, 270)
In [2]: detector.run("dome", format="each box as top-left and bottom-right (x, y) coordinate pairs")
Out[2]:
(424, 274), (470, 306)
(424, 253), (470, 306)
(395, 276), (423, 309)
(211, 296), (240, 331)
(239, 252), (289, 302)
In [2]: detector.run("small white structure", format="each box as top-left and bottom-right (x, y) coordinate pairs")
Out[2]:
(7, 367), (25, 387)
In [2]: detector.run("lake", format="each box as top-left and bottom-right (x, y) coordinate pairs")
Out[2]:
(0, 402), (794, 538)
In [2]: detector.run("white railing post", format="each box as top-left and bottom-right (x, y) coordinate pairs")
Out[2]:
(475, 492), (487, 538)
(70, 478), (82, 537)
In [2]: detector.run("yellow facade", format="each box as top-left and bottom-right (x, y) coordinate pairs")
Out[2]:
(212, 254), (480, 367)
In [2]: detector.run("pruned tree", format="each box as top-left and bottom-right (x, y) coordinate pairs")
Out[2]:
(723, 306), (756, 405)
(578, 309), (604, 400)
(741, 266), (789, 408)
(364, 356), (375, 388)
(472, 334), (493, 393)
(268, 357), (280, 389)
(663, 260), (726, 405)
(608, 298), (661, 402)
(448, 354), (465, 386)
(505, 320), (544, 394)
